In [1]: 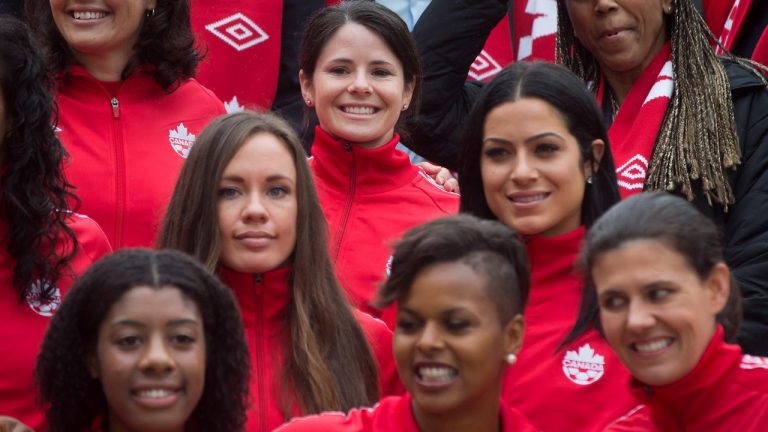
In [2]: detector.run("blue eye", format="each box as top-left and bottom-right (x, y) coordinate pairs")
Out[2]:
(649, 288), (672, 302)
(267, 186), (289, 199)
(218, 187), (239, 199)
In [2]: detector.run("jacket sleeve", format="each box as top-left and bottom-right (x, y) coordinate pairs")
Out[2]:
(726, 64), (768, 356)
(402, 0), (507, 170)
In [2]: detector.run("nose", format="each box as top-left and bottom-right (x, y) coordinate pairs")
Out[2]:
(626, 300), (656, 333)
(510, 152), (538, 185)
(139, 335), (175, 374)
(415, 322), (444, 354)
(242, 192), (268, 223)
(348, 70), (372, 95)
(594, 0), (618, 14)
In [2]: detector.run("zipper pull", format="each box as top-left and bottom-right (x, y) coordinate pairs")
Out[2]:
(253, 273), (263, 284)
(111, 97), (120, 118)
(343, 142), (352, 152)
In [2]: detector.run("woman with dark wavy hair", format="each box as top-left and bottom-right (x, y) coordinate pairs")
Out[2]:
(37, 248), (250, 432)
(158, 111), (401, 432)
(25, 0), (226, 249)
(0, 16), (111, 431)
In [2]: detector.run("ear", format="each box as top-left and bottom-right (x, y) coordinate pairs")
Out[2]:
(146, 0), (157, 11)
(662, 0), (673, 15)
(88, 353), (99, 379)
(402, 80), (415, 110)
(503, 314), (526, 358)
(583, 139), (605, 178)
(705, 262), (730, 315)
(299, 69), (313, 102)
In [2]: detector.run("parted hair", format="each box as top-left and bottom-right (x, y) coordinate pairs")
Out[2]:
(567, 192), (742, 345)
(557, 0), (766, 207)
(378, 214), (531, 324)
(25, 0), (201, 90)
(36, 248), (250, 431)
(458, 62), (621, 229)
(158, 111), (380, 417)
(0, 16), (77, 302)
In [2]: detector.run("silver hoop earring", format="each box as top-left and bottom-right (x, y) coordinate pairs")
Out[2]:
(506, 353), (517, 365)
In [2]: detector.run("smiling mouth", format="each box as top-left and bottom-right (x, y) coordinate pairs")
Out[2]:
(415, 366), (458, 384)
(72, 11), (108, 20)
(133, 388), (179, 399)
(510, 193), (549, 204)
(342, 106), (377, 115)
(632, 338), (673, 354)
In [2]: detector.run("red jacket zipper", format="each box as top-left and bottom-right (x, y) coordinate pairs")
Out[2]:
(110, 96), (126, 248)
(331, 143), (356, 262)
(253, 273), (268, 432)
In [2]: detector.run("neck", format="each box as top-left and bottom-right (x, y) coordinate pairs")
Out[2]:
(412, 399), (500, 432)
(602, 70), (640, 106)
(73, 48), (134, 82)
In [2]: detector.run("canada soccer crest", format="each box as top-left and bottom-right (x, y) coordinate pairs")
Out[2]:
(26, 279), (61, 317)
(562, 343), (605, 385)
(169, 123), (196, 158)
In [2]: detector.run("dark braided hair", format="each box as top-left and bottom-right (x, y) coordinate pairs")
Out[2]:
(0, 16), (77, 302)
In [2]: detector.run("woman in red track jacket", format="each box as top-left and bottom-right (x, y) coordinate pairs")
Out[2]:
(575, 193), (768, 432)
(298, 2), (459, 327)
(275, 215), (538, 432)
(158, 111), (402, 432)
(26, 0), (226, 249)
(0, 18), (112, 431)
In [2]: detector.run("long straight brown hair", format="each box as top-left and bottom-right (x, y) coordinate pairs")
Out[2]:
(158, 111), (379, 416)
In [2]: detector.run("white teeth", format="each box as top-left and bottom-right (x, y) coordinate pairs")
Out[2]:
(634, 338), (672, 353)
(343, 106), (375, 115)
(513, 194), (547, 204)
(136, 389), (174, 399)
(73, 11), (107, 20)
(418, 367), (457, 383)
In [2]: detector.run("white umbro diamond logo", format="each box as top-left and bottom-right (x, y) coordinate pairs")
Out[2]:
(205, 13), (269, 52)
(468, 50), (502, 81)
(616, 154), (649, 191)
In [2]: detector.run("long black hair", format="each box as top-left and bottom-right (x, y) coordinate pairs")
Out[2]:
(458, 61), (620, 228)
(0, 16), (78, 302)
(37, 249), (250, 431)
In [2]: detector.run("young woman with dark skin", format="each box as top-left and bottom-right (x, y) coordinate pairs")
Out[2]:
(275, 215), (538, 432)
(36, 249), (250, 432)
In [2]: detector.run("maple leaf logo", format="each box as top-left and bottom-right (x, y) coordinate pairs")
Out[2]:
(562, 343), (606, 385)
(225, 96), (245, 113)
(168, 123), (196, 158)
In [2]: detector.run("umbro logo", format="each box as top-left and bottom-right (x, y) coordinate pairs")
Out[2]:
(562, 343), (605, 385)
(616, 154), (649, 191)
(469, 50), (502, 81)
(205, 13), (269, 52)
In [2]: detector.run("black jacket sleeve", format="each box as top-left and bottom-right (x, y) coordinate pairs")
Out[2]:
(722, 61), (768, 356)
(403, 0), (507, 170)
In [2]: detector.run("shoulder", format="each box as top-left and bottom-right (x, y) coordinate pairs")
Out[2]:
(412, 169), (461, 211)
(274, 398), (400, 432)
(353, 309), (392, 340)
(721, 59), (768, 93)
(64, 212), (112, 267)
(500, 401), (542, 432)
(171, 78), (227, 115)
(734, 354), (768, 394)
(602, 405), (659, 432)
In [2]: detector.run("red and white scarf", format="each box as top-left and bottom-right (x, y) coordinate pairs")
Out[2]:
(602, 43), (673, 199)
(715, 0), (753, 55)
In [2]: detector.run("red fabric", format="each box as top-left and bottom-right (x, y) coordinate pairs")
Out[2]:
(604, 43), (672, 199)
(191, 0), (282, 110)
(703, 0), (737, 39)
(754, 27), (768, 66)
(0, 213), (112, 431)
(56, 66), (225, 249)
(502, 227), (638, 432)
(605, 327), (768, 431)
(715, 0), (753, 55)
(218, 265), (403, 432)
(308, 127), (459, 327)
(273, 393), (540, 432)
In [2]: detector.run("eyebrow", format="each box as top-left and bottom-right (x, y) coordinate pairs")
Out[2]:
(483, 131), (566, 146)
(328, 57), (395, 67)
(397, 306), (469, 316)
(110, 318), (201, 328)
(219, 174), (295, 183)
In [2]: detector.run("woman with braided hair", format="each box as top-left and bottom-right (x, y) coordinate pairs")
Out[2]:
(403, 0), (768, 356)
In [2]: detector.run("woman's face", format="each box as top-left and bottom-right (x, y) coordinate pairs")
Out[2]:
(217, 133), (298, 274)
(93, 285), (206, 432)
(300, 22), (414, 149)
(480, 97), (603, 237)
(394, 261), (524, 417)
(592, 239), (729, 386)
(564, 0), (671, 80)
(49, 0), (156, 67)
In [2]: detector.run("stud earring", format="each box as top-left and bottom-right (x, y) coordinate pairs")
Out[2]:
(506, 353), (517, 365)
(305, 98), (312, 107)
(586, 176), (594, 185)
(402, 104), (409, 111)
(145, 8), (155, 18)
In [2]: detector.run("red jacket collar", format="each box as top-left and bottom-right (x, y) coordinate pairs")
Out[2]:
(631, 326), (740, 426)
(310, 126), (419, 195)
(218, 265), (293, 322)
(59, 65), (165, 101)
(524, 226), (586, 306)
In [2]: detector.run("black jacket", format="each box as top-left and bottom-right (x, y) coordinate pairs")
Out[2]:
(405, 0), (768, 356)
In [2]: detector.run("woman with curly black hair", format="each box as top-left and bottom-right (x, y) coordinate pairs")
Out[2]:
(0, 16), (112, 431)
(25, 0), (226, 249)
(37, 248), (250, 432)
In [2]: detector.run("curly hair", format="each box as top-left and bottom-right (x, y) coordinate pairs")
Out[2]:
(0, 16), (77, 302)
(25, 0), (201, 90)
(36, 249), (250, 432)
